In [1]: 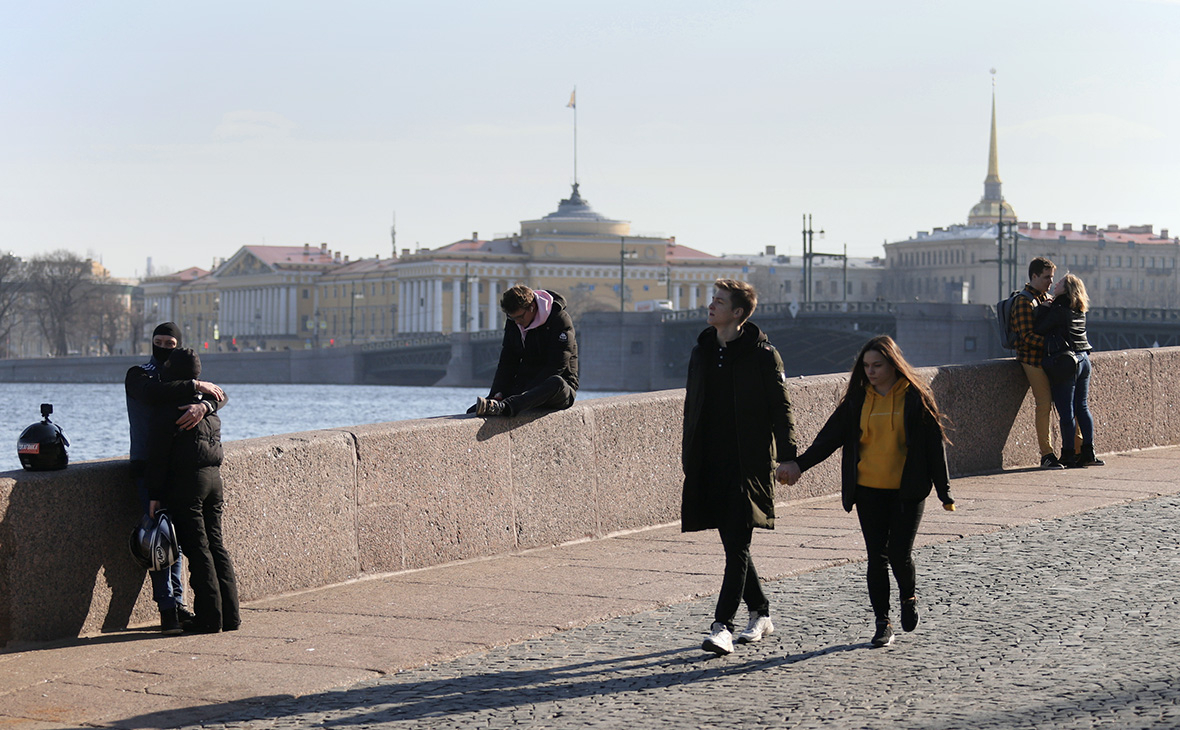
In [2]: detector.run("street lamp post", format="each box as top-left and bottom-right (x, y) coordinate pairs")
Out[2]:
(801, 214), (825, 303)
(619, 236), (637, 313)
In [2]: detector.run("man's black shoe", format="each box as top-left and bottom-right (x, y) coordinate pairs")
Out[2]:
(176, 605), (196, 623)
(1040, 454), (1065, 470)
(475, 397), (507, 417)
(160, 608), (183, 635)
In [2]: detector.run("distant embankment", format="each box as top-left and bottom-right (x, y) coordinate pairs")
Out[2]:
(2, 347), (1177, 647)
(0, 348), (364, 385)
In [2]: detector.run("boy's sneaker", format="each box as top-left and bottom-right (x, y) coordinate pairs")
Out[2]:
(1040, 454), (1065, 470)
(871, 618), (894, 648)
(737, 613), (775, 643)
(159, 608), (183, 635)
(702, 622), (734, 655)
(901, 597), (919, 632)
(474, 397), (507, 417)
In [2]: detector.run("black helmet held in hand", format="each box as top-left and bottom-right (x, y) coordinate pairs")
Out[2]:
(17, 403), (69, 471)
(129, 512), (180, 572)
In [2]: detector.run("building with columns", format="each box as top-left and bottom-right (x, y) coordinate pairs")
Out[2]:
(392, 184), (744, 334)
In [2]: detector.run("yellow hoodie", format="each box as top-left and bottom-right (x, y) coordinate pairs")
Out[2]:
(857, 379), (909, 489)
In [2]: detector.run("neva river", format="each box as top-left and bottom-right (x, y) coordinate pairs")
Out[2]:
(1, 383), (630, 473)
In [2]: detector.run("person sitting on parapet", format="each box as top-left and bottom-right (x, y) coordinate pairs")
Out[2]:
(469, 284), (579, 417)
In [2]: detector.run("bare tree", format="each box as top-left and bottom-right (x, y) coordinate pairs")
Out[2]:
(88, 282), (133, 355)
(0, 252), (26, 357)
(26, 250), (96, 356)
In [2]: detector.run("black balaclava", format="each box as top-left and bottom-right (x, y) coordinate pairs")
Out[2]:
(162, 348), (201, 382)
(152, 322), (183, 364)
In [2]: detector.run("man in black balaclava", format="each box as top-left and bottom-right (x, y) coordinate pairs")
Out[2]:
(124, 322), (226, 633)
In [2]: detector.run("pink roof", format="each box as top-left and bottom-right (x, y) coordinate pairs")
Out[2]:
(666, 243), (719, 260)
(244, 245), (339, 266)
(1018, 226), (1177, 246)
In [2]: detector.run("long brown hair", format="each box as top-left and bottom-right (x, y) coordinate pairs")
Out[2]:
(843, 335), (950, 442)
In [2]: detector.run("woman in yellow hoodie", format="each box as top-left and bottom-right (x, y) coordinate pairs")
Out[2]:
(782, 335), (955, 648)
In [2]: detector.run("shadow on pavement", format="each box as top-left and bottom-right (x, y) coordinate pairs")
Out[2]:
(113, 642), (863, 728)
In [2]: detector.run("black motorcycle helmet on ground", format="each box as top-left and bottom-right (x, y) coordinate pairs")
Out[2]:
(17, 403), (69, 471)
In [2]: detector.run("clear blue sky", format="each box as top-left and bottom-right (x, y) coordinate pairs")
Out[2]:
(2, 0), (1177, 278)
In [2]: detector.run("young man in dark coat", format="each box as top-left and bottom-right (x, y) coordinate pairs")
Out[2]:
(471, 285), (579, 417)
(681, 279), (796, 655)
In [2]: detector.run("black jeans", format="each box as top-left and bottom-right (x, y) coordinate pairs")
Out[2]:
(855, 486), (925, 620)
(503, 375), (576, 416)
(715, 521), (769, 631)
(168, 466), (240, 630)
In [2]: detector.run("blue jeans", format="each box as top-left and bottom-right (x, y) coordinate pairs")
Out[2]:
(1049, 351), (1094, 450)
(136, 473), (185, 611)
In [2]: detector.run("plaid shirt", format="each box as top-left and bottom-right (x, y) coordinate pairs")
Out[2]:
(1012, 284), (1049, 366)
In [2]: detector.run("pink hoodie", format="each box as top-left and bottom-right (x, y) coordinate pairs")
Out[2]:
(518, 290), (553, 343)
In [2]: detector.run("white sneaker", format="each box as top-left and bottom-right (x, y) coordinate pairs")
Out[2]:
(737, 613), (775, 643)
(702, 621), (734, 655)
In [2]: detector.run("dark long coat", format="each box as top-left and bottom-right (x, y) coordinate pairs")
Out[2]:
(681, 323), (796, 532)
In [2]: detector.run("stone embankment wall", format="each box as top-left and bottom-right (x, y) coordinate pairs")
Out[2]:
(2, 348), (1177, 646)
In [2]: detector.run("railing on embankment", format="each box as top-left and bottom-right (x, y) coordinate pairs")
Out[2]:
(2, 347), (1178, 647)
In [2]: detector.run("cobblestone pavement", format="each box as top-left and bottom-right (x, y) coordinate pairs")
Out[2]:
(128, 494), (1180, 730)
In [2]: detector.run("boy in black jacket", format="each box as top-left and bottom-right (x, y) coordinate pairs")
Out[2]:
(471, 285), (579, 417)
(147, 348), (240, 634)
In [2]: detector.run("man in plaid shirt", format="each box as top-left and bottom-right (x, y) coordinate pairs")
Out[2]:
(1012, 256), (1063, 469)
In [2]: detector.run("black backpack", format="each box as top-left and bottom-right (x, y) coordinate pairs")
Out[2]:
(996, 289), (1035, 349)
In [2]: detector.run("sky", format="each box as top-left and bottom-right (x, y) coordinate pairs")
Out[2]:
(2, 0), (1178, 279)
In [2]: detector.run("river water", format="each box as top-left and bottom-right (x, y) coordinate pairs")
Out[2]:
(0, 383), (631, 473)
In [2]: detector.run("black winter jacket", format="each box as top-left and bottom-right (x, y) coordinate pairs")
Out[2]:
(490, 290), (579, 396)
(146, 394), (226, 501)
(1033, 299), (1092, 353)
(794, 384), (952, 512)
(681, 323), (796, 532)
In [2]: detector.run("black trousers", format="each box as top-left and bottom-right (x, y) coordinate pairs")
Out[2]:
(167, 466), (240, 630)
(503, 375), (576, 416)
(854, 486), (925, 620)
(715, 521), (770, 631)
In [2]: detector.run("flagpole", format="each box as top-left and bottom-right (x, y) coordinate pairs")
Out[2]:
(567, 86), (578, 186)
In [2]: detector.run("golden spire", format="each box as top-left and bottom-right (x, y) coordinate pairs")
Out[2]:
(985, 86), (1001, 186)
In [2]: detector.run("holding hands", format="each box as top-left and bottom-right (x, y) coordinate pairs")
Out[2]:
(776, 461), (802, 486)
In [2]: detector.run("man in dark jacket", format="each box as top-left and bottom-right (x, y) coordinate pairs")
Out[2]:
(125, 322), (225, 633)
(471, 285), (578, 417)
(681, 279), (796, 655)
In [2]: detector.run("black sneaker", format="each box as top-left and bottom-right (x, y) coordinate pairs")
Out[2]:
(474, 397), (507, 417)
(176, 604), (196, 624)
(901, 598), (919, 632)
(1040, 454), (1065, 470)
(1078, 445), (1105, 467)
(160, 608), (183, 635)
(871, 618), (894, 648)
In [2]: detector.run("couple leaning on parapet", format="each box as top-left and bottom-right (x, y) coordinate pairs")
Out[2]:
(125, 323), (239, 636)
(1008, 256), (1105, 470)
